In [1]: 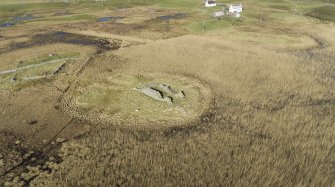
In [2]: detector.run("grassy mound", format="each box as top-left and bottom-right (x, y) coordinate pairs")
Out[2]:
(62, 73), (212, 128)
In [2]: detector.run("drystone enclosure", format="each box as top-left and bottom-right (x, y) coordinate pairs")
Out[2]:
(62, 73), (212, 128)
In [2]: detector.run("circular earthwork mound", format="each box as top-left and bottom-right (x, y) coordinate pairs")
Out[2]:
(61, 73), (213, 129)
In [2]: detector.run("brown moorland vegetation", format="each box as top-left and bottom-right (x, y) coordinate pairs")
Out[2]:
(30, 28), (335, 186)
(0, 0), (334, 186)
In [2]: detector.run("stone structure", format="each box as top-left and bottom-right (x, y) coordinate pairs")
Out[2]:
(139, 87), (164, 101)
(135, 83), (186, 104)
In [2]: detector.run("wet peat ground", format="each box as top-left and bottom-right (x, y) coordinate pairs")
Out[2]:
(0, 31), (122, 55)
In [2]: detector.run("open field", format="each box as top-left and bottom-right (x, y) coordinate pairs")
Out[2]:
(0, 0), (334, 186)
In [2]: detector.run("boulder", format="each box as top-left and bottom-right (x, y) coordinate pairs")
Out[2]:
(158, 84), (172, 93)
(163, 96), (173, 104)
(140, 87), (163, 101)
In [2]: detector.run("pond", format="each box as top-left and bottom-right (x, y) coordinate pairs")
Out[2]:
(158, 13), (187, 21)
(0, 15), (36, 28)
(97, 16), (123, 22)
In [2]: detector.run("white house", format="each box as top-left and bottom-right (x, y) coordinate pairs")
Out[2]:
(229, 3), (243, 13)
(204, 0), (216, 8)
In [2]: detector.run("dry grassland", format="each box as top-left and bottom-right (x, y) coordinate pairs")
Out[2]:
(0, 44), (96, 184)
(28, 26), (335, 186)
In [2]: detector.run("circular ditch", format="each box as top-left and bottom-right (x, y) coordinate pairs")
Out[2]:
(61, 73), (213, 129)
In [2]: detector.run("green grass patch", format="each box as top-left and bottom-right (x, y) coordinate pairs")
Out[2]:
(0, 52), (79, 89)
(146, 0), (199, 9)
(17, 52), (79, 68)
(16, 61), (65, 79)
(306, 6), (335, 22)
(268, 4), (291, 10)
(0, 2), (70, 17)
(0, 61), (64, 89)
(34, 14), (96, 22)
(186, 18), (238, 33)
